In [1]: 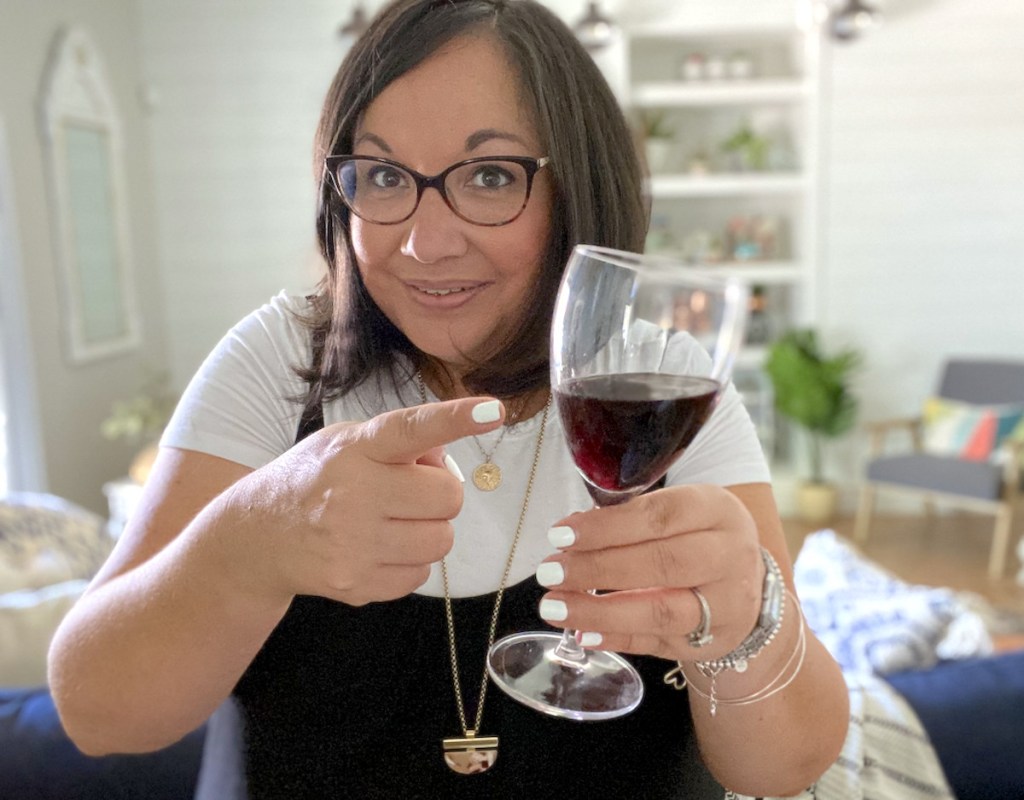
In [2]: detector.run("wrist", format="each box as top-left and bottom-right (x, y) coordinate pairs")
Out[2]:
(663, 549), (806, 715)
(698, 547), (785, 674)
(681, 590), (802, 704)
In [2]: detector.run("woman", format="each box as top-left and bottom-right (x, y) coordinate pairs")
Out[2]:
(49, 1), (849, 797)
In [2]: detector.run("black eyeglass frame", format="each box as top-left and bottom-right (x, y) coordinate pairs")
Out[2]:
(324, 154), (551, 227)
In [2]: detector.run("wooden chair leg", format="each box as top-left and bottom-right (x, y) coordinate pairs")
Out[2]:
(854, 484), (876, 544)
(989, 504), (1013, 580)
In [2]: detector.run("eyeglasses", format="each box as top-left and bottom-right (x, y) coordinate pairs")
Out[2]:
(324, 155), (550, 227)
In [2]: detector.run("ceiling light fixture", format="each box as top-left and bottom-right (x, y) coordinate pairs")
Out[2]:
(829, 0), (881, 42)
(338, 2), (370, 42)
(573, 1), (617, 53)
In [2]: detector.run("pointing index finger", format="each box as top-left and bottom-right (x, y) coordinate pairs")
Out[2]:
(362, 397), (504, 465)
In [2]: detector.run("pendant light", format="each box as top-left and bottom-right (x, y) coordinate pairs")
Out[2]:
(830, 0), (881, 41)
(573, 1), (618, 53)
(338, 2), (370, 44)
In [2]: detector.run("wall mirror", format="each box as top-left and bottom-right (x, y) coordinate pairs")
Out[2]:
(39, 27), (140, 363)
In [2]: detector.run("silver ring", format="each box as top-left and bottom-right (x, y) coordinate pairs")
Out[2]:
(688, 587), (714, 648)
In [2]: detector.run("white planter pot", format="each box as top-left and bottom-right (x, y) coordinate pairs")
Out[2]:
(644, 139), (676, 173)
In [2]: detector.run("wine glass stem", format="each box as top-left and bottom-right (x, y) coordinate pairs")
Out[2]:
(552, 585), (601, 664)
(553, 628), (587, 664)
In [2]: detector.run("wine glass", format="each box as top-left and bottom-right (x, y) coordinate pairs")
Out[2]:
(487, 245), (749, 721)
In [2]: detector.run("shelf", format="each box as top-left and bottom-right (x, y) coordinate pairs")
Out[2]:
(627, 22), (804, 40)
(624, 16), (818, 411)
(649, 172), (807, 197)
(644, 255), (804, 285)
(707, 261), (804, 285)
(631, 79), (810, 107)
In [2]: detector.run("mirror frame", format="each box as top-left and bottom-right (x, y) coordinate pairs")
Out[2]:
(39, 26), (141, 364)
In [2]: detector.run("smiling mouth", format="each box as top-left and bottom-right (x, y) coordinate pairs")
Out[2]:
(419, 287), (470, 297)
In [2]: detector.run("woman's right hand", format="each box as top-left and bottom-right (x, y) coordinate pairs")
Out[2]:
(224, 397), (503, 607)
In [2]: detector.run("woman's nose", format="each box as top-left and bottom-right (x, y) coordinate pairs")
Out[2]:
(400, 188), (469, 264)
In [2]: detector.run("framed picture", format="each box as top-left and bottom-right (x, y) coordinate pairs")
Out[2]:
(39, 27), (141, 363)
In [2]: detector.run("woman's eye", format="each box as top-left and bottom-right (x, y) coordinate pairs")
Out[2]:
(470, 165), (515, 189)
(367, 166), (406, 189)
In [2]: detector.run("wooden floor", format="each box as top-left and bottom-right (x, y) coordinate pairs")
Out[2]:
(781, 512), (1024, 618)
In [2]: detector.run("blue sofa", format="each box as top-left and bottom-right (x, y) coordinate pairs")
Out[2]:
(0, 687), (205, 799)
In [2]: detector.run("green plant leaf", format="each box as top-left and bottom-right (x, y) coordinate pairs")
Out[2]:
(764, 328), (863, 481)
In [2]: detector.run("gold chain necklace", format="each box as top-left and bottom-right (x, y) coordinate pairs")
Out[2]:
(416, 374), (550, 774)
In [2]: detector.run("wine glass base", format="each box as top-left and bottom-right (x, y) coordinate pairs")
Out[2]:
(487, 632), (644, 721)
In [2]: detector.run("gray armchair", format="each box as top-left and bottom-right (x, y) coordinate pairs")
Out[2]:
(854, 359), (1024, 578)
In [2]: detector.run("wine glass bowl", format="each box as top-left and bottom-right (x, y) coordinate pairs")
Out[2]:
(487, 245), (749, 721)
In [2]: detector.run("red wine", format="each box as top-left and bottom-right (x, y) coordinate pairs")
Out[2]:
(555, 373), (720, 504)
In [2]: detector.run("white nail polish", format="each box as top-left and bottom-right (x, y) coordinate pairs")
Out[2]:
(471, 400), (501, 424)
(539, 599), (568, 622)
(547, 526), (576, 549)
(535, 562), (564, 587)
(443, 453), (465, 483)
(579, 632), (603, 647)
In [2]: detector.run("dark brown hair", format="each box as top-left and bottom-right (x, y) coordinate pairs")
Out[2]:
(298, 0), (647, 412)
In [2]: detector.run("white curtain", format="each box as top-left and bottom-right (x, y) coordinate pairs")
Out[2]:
(0, 117), (46, 495)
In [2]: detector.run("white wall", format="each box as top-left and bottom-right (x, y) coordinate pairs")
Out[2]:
(818, 0), (1024, 492)
(137, 0), (344, 387)
(0, 0), (169, 514)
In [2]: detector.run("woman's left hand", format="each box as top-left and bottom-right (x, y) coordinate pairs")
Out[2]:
(536, 484), (767, 663)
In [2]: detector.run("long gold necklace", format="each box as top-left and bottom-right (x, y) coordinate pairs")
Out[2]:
(416, 375), (550, 775)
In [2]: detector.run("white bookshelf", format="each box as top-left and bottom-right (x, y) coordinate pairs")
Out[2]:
(622, 17), (822, 461)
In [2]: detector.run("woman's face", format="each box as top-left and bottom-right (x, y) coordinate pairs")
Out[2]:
(349, 34), (553, 374)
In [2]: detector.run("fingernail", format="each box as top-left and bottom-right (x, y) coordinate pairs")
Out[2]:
(539, 598), (568, 622)
(548, 526), (576, 549)
(443, 453), (465, 483)
(579, 632), (603, 647)
(535, 562), (564, 587)
(471, 400), (501, 424)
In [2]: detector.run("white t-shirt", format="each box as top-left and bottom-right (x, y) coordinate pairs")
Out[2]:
(162, 292), (771, 598)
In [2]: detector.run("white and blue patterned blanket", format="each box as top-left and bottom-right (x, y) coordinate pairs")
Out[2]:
(793, 529), (993, 675)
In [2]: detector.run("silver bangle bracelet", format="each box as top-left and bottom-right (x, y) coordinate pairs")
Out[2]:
(696, 547), (785, 676)
(686, 592), (807, 716)
(662, 547), (789, 711)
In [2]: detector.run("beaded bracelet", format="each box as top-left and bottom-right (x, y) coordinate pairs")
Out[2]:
(697, 547), (786, 676)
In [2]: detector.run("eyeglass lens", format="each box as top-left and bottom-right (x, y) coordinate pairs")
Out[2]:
(335, 159), (532, 225)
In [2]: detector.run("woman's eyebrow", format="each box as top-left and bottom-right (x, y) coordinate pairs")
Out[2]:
(353, 132), (392, 152)
(466, 128), (529, 151)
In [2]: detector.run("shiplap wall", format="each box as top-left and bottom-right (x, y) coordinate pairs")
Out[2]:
(819, 0), (1024, 491)
(138, 1), (343, 386)
(137, 0), (1024, 496)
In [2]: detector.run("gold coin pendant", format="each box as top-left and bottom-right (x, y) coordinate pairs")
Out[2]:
(472, 463), (501, 491)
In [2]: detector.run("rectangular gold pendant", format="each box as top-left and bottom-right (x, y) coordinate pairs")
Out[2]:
(443, 733), (499, 774)
(443, 734), (498, 752)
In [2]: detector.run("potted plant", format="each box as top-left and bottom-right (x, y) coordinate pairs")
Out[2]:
(637, 109), (676, 172)
(764, 328), (862, 524)
(720, 122), (771, 172)
(101, 370), (177, 485)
